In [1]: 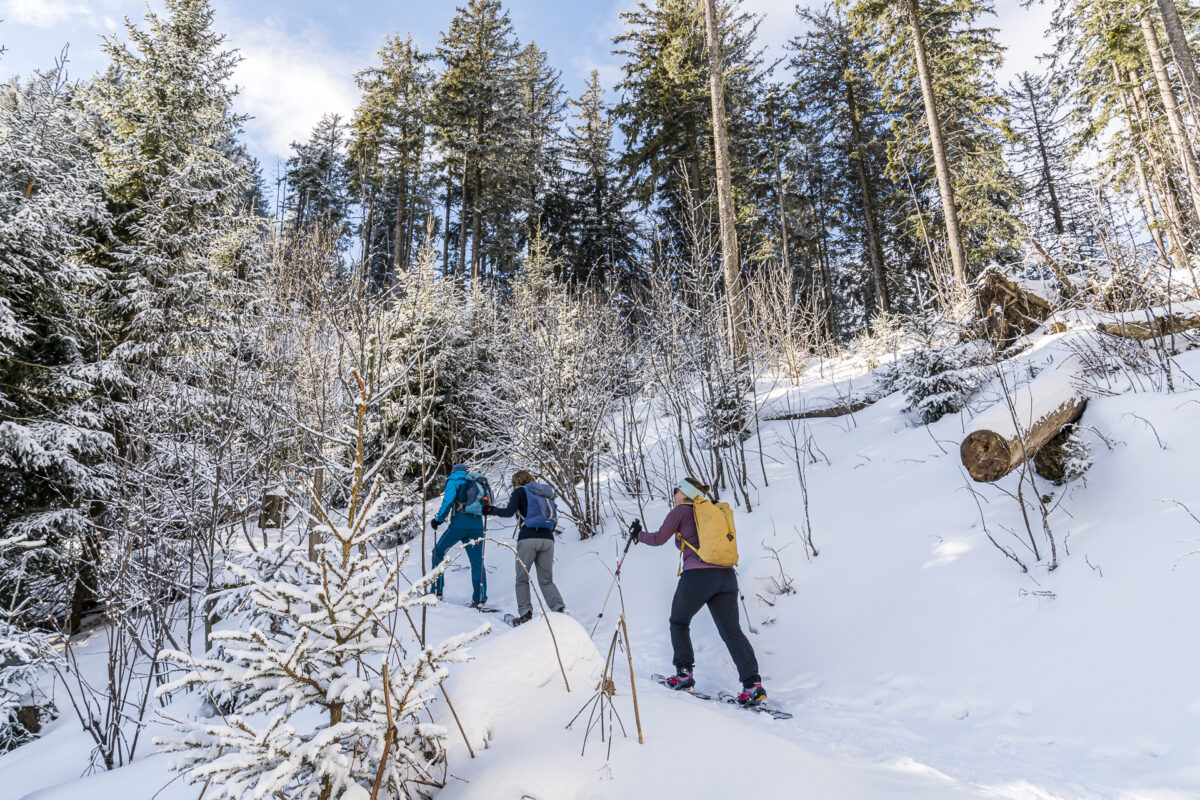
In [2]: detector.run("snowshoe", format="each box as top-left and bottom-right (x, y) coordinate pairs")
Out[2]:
(503, 611), (533, 627)
(736, 684), (767, 707)
(651, 673), (710, 700)
(468, 601), (500, 613)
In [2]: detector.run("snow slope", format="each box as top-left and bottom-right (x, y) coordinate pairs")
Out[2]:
(4, 345), (1200, 799)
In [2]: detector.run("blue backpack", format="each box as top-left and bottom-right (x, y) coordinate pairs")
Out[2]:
(454, 472), (493, 517)
(522, 482), (558, 530)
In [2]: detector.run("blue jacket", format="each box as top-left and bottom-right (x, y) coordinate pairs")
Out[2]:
(434, 468), (482, 529)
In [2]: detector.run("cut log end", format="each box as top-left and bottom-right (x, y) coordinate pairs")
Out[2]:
(960, 429), (1013, 482)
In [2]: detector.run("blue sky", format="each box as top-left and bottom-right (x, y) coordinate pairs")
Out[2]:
(0, 0), (1053, 176)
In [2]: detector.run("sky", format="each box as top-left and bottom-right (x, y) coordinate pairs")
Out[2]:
(0, 0), (1055, 179)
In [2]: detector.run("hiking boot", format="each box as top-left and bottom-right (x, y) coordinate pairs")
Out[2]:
(736, 683), (767, 707)
(509, 611), (533, 626)
(469, 601), (489, 610)
(665, 669), (695, 691)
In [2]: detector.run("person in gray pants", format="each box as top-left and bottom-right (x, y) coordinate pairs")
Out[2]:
(485, 470), (566, 624)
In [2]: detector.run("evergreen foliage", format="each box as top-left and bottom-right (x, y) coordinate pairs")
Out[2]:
(847, 0), (1023, 279)
(0, 66), (113, 624)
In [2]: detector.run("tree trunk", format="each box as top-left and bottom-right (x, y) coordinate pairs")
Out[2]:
(1140, 9), (1200, 222)
(443, 165), (452, 276)
(1128, 65), (1193, 270)
(1023, 76), (1066, 237)
(471, 163), (483, 282)
(768, 101), (792, 280)
(846, 80), (890, 313)
(394, 169), (407, 276)
(458, 156), (469, 281)
(702, 0), (747, 363)
(1156, 0), (1200, 123)
(903, 0), (968, 287)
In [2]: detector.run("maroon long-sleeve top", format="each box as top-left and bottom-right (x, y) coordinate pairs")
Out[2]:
(638, 502), (725, 571)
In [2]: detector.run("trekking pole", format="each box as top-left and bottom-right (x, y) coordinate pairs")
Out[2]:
(590, 519), (642, 637)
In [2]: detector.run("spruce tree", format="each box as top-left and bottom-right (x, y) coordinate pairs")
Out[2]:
(513, 41), (567, 254)
(81, 0), (265, 631)
(0, 66), (113, 626)
(351, 33), (432, 288)
(613, 0), (767, 256)
(788, 4), (896, 318)
(557, 71), (640, 287)
(847, 0), (1022, 289)
(1006, 71), (1098, 259)
(286, 113), (353, 243)
(433, 0), (523, 280)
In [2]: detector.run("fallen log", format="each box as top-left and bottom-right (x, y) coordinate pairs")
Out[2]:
(961, 363), (1087, 483)
(765, 397), (874, 421)
(1096, 311), (1200, 341)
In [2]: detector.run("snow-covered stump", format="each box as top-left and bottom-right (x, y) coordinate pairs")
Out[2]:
(960, 361), (1087, 483)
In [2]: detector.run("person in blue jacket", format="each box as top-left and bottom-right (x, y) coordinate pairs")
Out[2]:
(430, 463), (488, 606)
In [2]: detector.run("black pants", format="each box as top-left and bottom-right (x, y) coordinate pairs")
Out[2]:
(670, 567), (760, 687)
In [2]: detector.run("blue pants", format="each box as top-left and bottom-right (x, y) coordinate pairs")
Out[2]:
(432, 520), (487, 604)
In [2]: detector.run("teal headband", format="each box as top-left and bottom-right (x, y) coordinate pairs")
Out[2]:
(676, 479), (703, 500)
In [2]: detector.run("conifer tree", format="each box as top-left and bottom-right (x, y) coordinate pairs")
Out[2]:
(513, 41), (568, 256)
(1006, 71), (1097, 258)
(0, 66), (113, 626)
(158, 371), (486, 800)
(1049, 0), (1198, 275)
(788, 5), (895, 317)
(613, 0), (766, 255)
(555, 71), (640, 286)
(433, 0), (523, 280)
(848, 0), (1022, 290)
(286, 113), (353, 244)
(351, 33), (432, 287)
(81, 0), (265, 631)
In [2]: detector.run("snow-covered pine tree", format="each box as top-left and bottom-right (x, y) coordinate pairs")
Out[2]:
(0, 65), (114, 627)
(157, 370), (487, 800)
(0, 620), (61, 751)
(286, 113), (353, 248)
(373, 243), (480, 486)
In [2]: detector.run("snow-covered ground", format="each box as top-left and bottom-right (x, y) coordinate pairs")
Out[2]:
(5, 341), (1200, 799)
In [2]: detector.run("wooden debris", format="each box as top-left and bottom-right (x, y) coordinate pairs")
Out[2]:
(975, 267), (1055, 345)
(1096, 311), (1200, 341)
(765, 397), (874, 421)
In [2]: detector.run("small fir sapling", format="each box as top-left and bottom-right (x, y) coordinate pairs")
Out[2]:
(880, 343), (987, 423)
(156, 372), (488, 800)
(0, 622), (61, 752)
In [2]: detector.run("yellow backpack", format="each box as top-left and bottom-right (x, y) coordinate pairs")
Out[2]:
(677, 496), (739, 568)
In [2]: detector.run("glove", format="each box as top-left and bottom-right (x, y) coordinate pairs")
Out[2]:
(431, 519), (441, 531)
(481, 503), (493, 516)
(628, 519), (643, 542)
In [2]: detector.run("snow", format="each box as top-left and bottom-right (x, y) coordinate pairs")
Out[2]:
(5, 347), (1200, 798)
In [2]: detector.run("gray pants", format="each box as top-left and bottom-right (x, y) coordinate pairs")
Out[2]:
(515, 538), (565, 615)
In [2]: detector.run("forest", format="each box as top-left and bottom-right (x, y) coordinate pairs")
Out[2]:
(2, 0), (1199, 797)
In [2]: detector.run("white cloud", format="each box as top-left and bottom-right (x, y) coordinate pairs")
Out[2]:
(225, 17), (363, 168)
(1, 0), (96, 28)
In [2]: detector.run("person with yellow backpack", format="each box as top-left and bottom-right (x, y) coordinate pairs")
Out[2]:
(635, 477), (766, 707)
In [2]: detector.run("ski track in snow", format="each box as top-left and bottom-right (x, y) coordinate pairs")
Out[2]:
(4, 344), (1200, 799)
